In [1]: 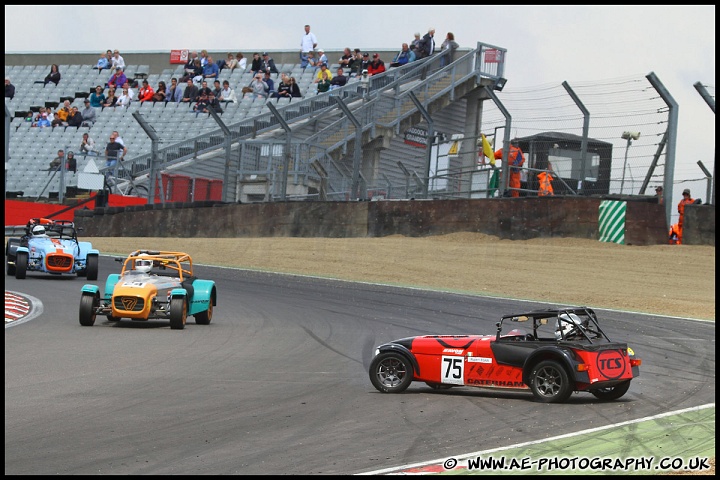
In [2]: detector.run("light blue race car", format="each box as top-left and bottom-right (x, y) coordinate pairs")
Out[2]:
(5, 218), (99, 280)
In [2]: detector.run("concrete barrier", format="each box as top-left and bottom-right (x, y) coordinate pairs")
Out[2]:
(71, 196), (685, 246)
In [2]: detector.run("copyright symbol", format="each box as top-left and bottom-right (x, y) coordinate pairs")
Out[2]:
(443, 458), (458, 470)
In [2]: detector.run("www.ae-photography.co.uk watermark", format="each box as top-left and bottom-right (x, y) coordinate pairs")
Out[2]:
(441, 455), (712, 473)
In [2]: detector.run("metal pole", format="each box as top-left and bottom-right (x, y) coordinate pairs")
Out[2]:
(620, 138), (631, 194)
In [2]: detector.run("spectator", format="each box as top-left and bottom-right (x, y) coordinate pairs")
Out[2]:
(234, 52), (247, 72)
(260, 52), (279, 75)
(167, 78), (183, 103)
(105, 132), (127, 176)
(300, 24), (318, 69)
(537, 162), (554, 196)
(314, 63), (333, 82)
(122, 81), (135, 101)
(418, 27), (436, 59)
(250, 53), (263, 76)
(81, 99), (97, 127)
(338, 47), (353, 69)
(493, 138), (525, 197)
(288, 77), (302, 98)
(103, 87), (118, 108)
(220, 52), (237, 72)
(199, 49), (209, 67)
(655, 186), (664, 205)
(440, 32), (459, 67)
(79, 132), (97, 156)
(218, 80), (238, 103)
(367, 53), (386, 76)
(152, 81), (167, 102)
(49, 149), (65, 172)
(410, 32), (423, 52)
(32, 107), (45, 123)
(89, 85), (106, 107)
(316, 71), (331, 94)
(329, 68), (348, 90)
(181, 78), (199, 103)
(65, 151), (77, 173)
(112, 130), (125, 147)
(107, 67), (127, 89)
(263, 71), (275, 96)
(203, 56), (219, 80)
(182, 52), (199, 79)
(305, 51), (318, 72)
(34, 111), (51, 128)
(194, 80), (218, 114)
(360, 52), (371, 73)
(347, 49), (363, 77)
(51, 100), (71, 127)
(212, 79), (223, 102)
(180, 58), (203, 84)
(5, 77), (15, 99)
(249, 73), (269, 99)
(44, 64), (61, 86)
(273, 73), (292, 98)
(316, 48), (328, 67)
(111, 50), (125, 70)
(390, 43), (416, 67)
(677, 188), (696, 244)
(93, 51), (110, 72)
(137, 79), (155, 102)
(116, 86), (132, 108)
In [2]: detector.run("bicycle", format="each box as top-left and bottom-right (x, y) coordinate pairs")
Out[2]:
(103, 157), (149, 198)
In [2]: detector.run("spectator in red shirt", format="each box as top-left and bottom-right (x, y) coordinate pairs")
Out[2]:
(367, 53), (386, 76)
(137, 79), (155, 102)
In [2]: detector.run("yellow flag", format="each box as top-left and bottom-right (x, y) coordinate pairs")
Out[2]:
(482, 134), (496, 166)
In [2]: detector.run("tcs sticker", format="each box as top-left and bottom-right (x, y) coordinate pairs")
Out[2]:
(596, 349), (626, 380)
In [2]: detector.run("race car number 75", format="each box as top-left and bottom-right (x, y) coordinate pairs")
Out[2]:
(442, 356), (465, 385)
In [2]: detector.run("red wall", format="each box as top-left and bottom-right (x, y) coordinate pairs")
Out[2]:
(5, 194), (147, 226)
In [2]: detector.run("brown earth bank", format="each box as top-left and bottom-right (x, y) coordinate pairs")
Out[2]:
(83, 233), (715, 321)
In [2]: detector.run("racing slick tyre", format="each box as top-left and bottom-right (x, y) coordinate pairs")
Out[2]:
(369, 352), (414, 393)
(425, 382), (453, 390)
(85, 254), (99, 281)
(194, 299), (213, 325)
(529, 360), (573, 403)
(15, 251), (28, 279)
(7, 258), (16, 276)
(590, 380), (631, 401)
(169, 297), (187, 330)
(79, 293), (99, 326)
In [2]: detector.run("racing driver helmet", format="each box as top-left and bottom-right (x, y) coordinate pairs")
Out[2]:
(555, 313), (585, 340)
(135, 254), (153, 274)
(32, 225), (46, 236)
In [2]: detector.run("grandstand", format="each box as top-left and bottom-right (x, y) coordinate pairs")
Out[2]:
(5, 45), (505, 203)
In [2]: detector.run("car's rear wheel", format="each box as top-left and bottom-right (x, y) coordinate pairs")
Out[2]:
(529, 360), (573, 403)
(369, 352), (414, 393)
(194, 298), (213, 325)
(79, 293), (98, 326)
(169, 297), (187, 330)
(85, 254), (99, 281)
(590, 380), (631, 401)
(6, 240), (19, 276)
(15, 251), (28, 279)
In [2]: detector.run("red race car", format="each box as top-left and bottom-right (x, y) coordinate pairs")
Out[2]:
(369, 306), (641, 403)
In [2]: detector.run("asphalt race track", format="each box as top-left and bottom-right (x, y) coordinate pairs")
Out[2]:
(4, 256), (716, 475)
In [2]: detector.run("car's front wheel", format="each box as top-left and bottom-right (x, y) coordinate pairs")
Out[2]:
(85, 254), (99, 281)
(369, 352), (414, 393)
(169, 297), (187, 330)
(79, 293), (98, 326)
(590, 380), (631, 401)
(15, 251), (28, 279)
(7, 257), (16, 276)
(529, 360), (573, 403)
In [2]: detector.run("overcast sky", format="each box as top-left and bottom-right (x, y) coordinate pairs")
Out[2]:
(5, 5), (715, 209)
